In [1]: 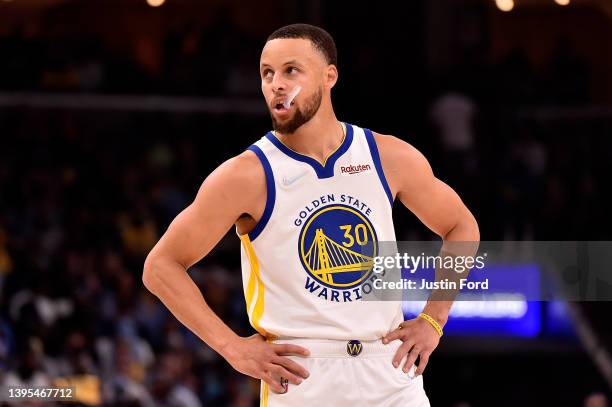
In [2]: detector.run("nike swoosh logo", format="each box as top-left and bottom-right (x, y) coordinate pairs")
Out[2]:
(282, 172), (307, 186)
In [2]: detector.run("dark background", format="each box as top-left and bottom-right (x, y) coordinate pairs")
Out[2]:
(1, 0), (611, 406)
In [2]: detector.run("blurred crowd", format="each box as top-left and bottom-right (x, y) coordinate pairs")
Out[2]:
(1, 4), (612, 407)
(0, 110), (266, 406)
(0, 11), (262, 97)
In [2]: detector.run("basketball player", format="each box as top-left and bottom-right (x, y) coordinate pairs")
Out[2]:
(143, 24), (479, 406)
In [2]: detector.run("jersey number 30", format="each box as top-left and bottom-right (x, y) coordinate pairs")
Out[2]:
(339, 224), (368, 247)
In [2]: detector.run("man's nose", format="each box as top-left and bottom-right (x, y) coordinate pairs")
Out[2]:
(271, 72), (287, 92)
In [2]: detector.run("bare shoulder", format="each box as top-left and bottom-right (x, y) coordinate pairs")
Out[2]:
(369, 131), (434, 200)
(372, 131), (432, 177)
(214, 149), (265, 189)
(194, 149), (266, 216)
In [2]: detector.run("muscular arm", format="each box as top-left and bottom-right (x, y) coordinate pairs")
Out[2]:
(142, 151), (309, 392)
(376, 132), (480, 325)
(376, 133), (480, 375)
(142, 151), (265, 355)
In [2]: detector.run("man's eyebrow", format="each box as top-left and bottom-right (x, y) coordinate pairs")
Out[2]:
(283, 59), (302, 66)
(260, 60), (304, 69)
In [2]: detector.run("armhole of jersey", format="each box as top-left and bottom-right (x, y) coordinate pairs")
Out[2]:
(363, 128), (394, 206)
(246, 144), (276, 241)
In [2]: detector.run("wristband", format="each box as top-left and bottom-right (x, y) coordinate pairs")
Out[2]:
(418, 313), (443, 337)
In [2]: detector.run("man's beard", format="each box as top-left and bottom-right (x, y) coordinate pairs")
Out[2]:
(270, 87), (323, 134)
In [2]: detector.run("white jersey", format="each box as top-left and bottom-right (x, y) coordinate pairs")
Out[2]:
(239, 123), (403, 340)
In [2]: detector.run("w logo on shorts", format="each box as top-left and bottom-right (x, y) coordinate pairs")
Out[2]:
(346, 340), (363, 357)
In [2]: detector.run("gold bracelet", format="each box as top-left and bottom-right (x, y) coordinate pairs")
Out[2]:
(418, 313), (443, 337)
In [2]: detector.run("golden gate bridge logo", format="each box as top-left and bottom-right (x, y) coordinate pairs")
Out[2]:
(298, 204), (378, 289)
(303, 228), (374, 284)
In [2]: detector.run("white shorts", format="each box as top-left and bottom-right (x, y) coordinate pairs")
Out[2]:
(261, 338), (431, 407)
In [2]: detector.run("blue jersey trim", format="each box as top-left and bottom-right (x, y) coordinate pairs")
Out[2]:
(264, 123), (354, 179)
(246, 145), (276, 241)
(364, 128), (394, 206)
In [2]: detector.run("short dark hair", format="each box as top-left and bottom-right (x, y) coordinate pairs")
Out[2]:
(267, 23), (337, 66)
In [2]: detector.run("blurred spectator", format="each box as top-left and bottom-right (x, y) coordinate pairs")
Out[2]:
(430, 92), (476, 153)
(2, 339), (50, 388)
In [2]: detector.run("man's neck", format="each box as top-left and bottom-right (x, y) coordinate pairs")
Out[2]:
(274, 110), (344, 165)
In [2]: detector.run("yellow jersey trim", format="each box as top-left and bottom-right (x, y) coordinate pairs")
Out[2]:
(260, 380), (269, 406)
(240, 234), (269, 337)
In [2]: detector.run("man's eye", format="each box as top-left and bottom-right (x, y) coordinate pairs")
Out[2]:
(287, 67), (298, 74)
(262, 70), (273, 78)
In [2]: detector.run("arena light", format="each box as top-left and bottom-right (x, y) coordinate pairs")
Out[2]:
(554, 0), (570, 5)
(146, 0), (165, 7)
(495, 0), (514, 12)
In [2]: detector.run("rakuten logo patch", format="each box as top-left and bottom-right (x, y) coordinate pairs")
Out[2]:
(340, 164), (372, 175)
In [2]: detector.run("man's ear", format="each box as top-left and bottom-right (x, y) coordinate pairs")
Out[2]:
(325, 65), (338, 89)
